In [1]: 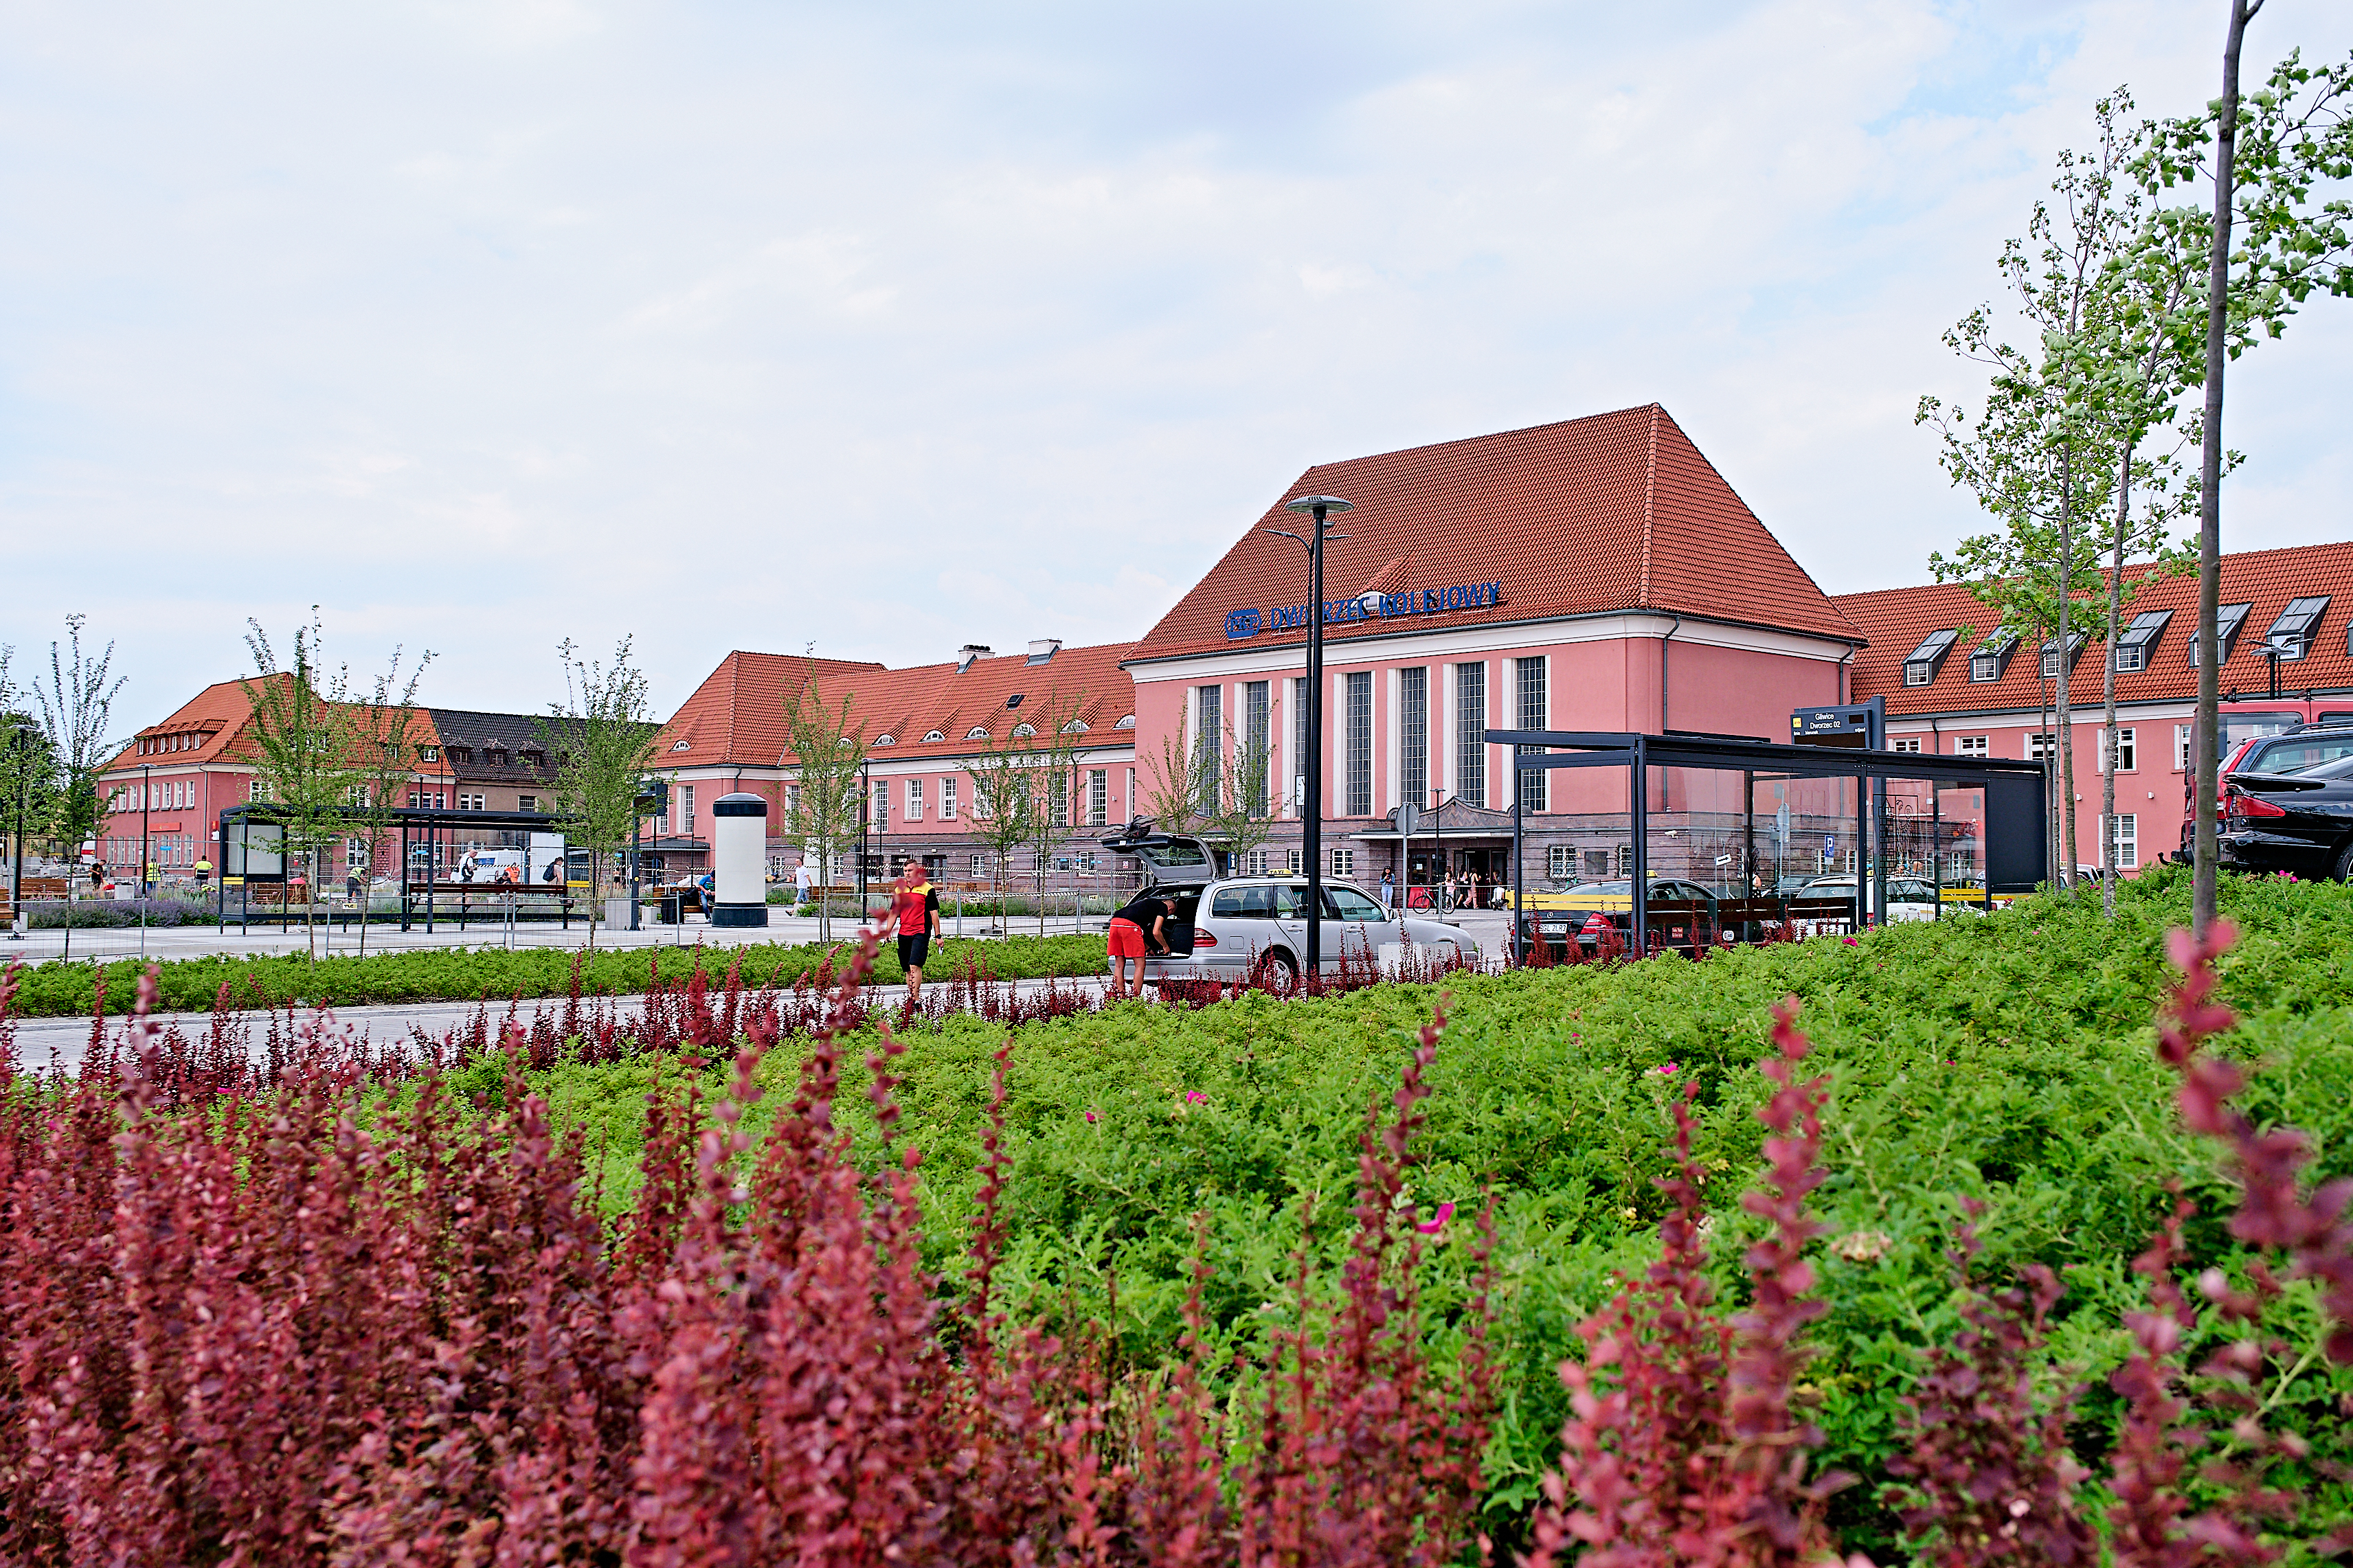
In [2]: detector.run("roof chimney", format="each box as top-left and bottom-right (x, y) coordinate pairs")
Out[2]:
(1025, 638), (1062, 666)
(957, 644), (992, 673)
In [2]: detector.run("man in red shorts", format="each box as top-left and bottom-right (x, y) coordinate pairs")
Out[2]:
(888, 861), (943, 1005)
(1106, 891), (1170, 1000)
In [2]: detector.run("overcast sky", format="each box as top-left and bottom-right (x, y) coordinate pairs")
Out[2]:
(3, 0), (2348, 724)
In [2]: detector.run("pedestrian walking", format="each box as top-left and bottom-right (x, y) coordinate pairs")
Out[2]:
(1379, 868), (1395, 911)
(1465, 870), (1481, 910)
(793, 859), (815, 909)
(888, 862), (942, 1005)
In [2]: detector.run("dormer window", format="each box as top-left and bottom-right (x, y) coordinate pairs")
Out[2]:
(2112, 609), (2173, 672)
(1115, 714), (1136, 729)
(523, 750), (544, 768)
(1061, 719), (1089, 734)
(671, 739), (691, 752)
(923, 730), (946, 743)
(1968, 631), (2019, 683)
(418, 747), (440, 762)
(966, 727), (991, 740)
(2187, 603), (2251, 667)
(2038, 633), (2087, 681)
(448, 746), (473, 764)
(1902, 629), (1959, 688)
(2262, 596), (2330, 662)
(873, 734), (896, 747)
(1011, 723), (1036, 738)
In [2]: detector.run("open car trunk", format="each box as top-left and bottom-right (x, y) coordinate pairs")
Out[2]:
(1159, 888), (1201, 957)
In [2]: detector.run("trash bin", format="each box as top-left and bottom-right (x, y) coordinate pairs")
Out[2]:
(660, 892), (684, 924)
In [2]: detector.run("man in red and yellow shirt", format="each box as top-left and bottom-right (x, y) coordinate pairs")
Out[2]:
(888, 863), (943, 1004)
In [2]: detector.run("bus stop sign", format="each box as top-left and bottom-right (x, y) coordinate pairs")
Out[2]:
(1790, 698), (1885, 749)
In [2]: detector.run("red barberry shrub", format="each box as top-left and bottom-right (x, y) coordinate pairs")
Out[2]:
(1526, 997), (1856, 1568)
(0, 946), (1499, 1565)
(1882, 1207), (2095, 1566)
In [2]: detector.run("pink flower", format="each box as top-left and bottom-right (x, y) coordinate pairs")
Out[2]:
(1084, 1110), (1098, 1124)
(1184, 1091), (1206, 1104)
(1652, 1061), (1680, 1076)
(1416, 1201), (1456, 1235)
(1843, 936), (1860, 946)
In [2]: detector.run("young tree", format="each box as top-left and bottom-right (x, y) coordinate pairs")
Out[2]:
(1019, 699), (1092, 935)
(338, 646), (434, 957)
(29, 615), (126, 897)
(1140, 722), (1211, 841)
(965, 729), (1040, 929)
(1196, 705), (1281, 876)
(1924, 104), (2155, 890)
(537, 637), (660, 953)
(2137, 36), (2353, 931)
(778, 668), (868, 944)
(241, 612), (368, 959)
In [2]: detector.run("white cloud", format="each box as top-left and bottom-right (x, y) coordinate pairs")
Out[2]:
(0, 0), (2345, 720)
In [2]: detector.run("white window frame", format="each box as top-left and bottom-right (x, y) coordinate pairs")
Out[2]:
(905, 777), (923, 821)
(2100, 727), (2137, 774)
(1546, 844), (1574, 879)
(1891, 737), (1923, 754)
(1331, 848), (1355, 878)
(2107, 813), (2139, 869)
(2176, 725), (2193, 773)
(941, 777), (958, 819)
(1957, 736), (1989, 758)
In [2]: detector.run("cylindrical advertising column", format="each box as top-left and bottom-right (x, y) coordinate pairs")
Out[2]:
(710, 793), (770, 928)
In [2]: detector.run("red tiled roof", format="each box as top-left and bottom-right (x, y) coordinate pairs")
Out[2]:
(656, 645), (1136, 769)
(104, 675), (447, 778)
(1838, 541), (2353, 714)
(656, 653), (886, 769)
(1125, 404), (1860, 663)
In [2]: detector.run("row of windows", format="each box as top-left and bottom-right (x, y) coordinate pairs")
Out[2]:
(1200, 659), (1549, 819)
(109, 779), (201, 812)
(105, 833), (196, 866)
(859, 770), (1123, 830)
(1901, 599), (2332, 688)
(1896, 728), (2150, 769)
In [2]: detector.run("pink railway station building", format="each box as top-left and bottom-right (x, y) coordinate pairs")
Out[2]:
(101, 401), (2353, 905)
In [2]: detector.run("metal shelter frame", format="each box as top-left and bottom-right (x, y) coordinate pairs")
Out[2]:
(215, 802), (579, 935)
(1481, 729), (2050, 957)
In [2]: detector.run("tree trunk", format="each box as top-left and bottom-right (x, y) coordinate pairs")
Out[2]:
(2055, 508), (2080, 893)
(2040, 668), (2056, 887)
(2195, 0), (2256, 936)
(2102, 445), (2135, 918)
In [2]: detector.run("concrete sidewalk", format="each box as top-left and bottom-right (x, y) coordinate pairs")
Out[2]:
(10, 972), (1121, 1075)
(1, 907), (1101, 967)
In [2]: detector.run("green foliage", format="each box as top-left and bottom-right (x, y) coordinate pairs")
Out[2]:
(537, 637), (660, 947)
(525, 867), (2353, 1558)
(777, 666), (868, 944)
(4, 931), (1110, 1018)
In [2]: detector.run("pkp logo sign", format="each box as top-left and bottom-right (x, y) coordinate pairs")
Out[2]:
(1224, 606), (1263, 641)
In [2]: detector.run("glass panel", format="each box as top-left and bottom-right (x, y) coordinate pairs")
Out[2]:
(1399, 667), (1428, 808)
(1325, 886), (1386, 920)
(1454, 663), (1486, 808)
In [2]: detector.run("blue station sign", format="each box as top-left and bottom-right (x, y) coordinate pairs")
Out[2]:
(1224, 581), (1503, 641)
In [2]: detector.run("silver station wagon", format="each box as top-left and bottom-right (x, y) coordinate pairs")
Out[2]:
(1100, 824), (1478, 992)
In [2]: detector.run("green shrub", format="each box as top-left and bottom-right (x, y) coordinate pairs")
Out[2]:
(522, 866), (2353, 1558)
(3, 931), (1110, 1018)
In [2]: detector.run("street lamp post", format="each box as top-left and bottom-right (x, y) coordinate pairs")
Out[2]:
(1272, 494), (1351, 982)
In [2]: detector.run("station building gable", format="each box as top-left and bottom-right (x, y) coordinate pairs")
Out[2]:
(1125, 402), (1860, 668)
